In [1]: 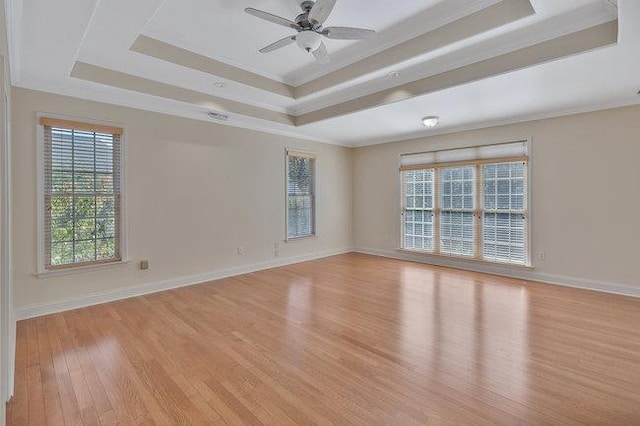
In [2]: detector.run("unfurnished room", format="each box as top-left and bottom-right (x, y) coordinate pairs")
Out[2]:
(0, 0), (639, 424)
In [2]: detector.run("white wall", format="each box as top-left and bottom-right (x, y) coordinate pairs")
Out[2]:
(12, 88), (353, 315)
(0, 0), (14, 418)
(0, 55), (10, 425)
(353, 105), (640, 293)
(9, 87), (640, 318)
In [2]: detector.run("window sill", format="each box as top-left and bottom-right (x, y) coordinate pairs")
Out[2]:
(35, 259), (132, 278)
(396, 248), (534, 270)
(285, 234), (317, 243)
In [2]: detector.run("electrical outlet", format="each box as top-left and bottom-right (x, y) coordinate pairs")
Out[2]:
(536, 252), (546, 261)
(140, 260), (149, 270)
(237, 246), (244, 255)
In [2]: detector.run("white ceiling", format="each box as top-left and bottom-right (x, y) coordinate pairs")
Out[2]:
(6, 0), (639, 147)
(144, 0), (444, 85)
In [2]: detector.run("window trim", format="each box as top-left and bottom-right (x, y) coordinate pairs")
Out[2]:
(398, 139), (533, 268)
(285, 148), (317, 242)
(36, 113), (129, 275)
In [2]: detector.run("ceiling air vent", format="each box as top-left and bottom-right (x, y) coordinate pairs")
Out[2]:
(207, 111), (229, 121)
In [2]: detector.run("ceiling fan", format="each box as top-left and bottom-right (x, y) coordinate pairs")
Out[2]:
(245, 0), (376, 65)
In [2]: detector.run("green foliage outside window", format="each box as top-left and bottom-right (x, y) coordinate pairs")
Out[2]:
(287, 155), (315, 238)
(47, 127), (119, 267)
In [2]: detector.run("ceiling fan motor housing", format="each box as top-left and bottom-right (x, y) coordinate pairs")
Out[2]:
(300, 1), (316, 13)
(297, 1), (319, 30)
(295, 13), (313, 30)
(246, 0), (376, 63)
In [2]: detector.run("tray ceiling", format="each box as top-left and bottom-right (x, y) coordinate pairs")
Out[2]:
(7, 0), (637, 146)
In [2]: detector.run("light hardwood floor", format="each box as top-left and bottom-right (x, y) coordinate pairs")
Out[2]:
(7, 253), (640, 425)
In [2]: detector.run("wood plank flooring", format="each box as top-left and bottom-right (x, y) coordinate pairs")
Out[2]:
(7, 253), (640, 425)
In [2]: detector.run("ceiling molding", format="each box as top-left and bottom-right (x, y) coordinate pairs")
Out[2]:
(16, 73), (640, 150)
(130, 35), (295, 99)
(290, 1), (619, 116)
(72, 20), (619, 129)
(284, 0), (499, 86)
(9, 0), (634, 147)
(353, 95), (640, 148)
(296, 21), (619, 125)
(70, 61), (295, 125)
(129, 0), (534, 101)
(293, 0), (535, 98)
(13, 81), (342, 146)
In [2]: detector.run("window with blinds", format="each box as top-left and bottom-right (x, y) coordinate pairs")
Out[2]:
(400, 141), (529, 266)
(40, 117), (123, 270)
(286, 150), (316, 239)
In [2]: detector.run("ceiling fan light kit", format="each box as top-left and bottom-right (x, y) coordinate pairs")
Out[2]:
(245, 0), (376, 65)
(296, 31), (322, 52)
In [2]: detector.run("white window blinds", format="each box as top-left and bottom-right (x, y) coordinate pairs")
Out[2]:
(41, 117), (123, 270)
(400, 141), (528, 170)
(400, 141), (529, 266)
(286, 150), (316, 239)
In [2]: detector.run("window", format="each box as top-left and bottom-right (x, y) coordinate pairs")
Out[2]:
(400, 141), (529, 266)
(403, 169), (434, 251)
(440, 166), (475, 257)
(286, 150), (316, 239)
(482, 162), (527, 264)
(40, 117), (123, 270)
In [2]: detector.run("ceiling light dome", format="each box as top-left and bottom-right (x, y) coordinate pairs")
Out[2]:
(296, 31), (322, 52)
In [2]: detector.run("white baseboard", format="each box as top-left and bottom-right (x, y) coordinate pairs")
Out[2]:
(14, 245), (640, 321)
(7, 312), (14, 400)
(15, 247), (353, 320)
(353, 246), (640, 298)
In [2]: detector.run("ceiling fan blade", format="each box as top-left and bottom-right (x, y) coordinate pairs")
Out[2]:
(245, 8), (299, 30)
(308, 0), (337, 27)
(259, 35), (297, 53)
(322, 26), (376, 40)
(312, 41), (330, 65)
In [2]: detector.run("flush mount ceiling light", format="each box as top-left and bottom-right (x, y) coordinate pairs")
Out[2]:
(422, 115), (439, 128)
(214, 82), (226, 88)
(388, 71), (400, 78)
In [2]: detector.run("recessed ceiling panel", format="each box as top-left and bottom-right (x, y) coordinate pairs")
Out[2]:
(9, 0), (633, 147)
(141, 0), (443, 83)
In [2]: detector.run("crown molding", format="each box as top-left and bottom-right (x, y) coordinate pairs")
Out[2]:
(70, 61), (296, 125)
(129, 0), (531, 102)
(69, 17), (619, 131)
(13, 78), (345, 146)
(130, 35), (295, 99)
(296, 21), (618, 125)
(17, 75), (640, 150)
(349, 95), (640, 148)
(293, 0), (535, 98)
(290, 2), (619, 116)
(285, 0), (501, 87)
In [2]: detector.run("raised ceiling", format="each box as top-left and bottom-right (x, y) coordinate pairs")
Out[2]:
(7, 0), (637, 146)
